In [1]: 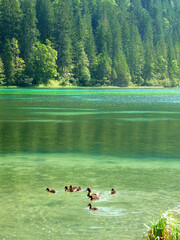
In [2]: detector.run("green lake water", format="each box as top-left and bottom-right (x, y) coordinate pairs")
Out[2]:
(0, 88), (180, 239)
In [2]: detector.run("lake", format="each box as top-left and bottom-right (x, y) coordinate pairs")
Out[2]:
(0, 88), (180, 239)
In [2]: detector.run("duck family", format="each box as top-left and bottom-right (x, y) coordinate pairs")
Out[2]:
(64, 186), (74, 192)
(64, 185), (82, 192)
(46, 186), (117, 211)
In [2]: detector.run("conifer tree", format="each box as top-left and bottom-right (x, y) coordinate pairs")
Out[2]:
(95, 4), (114, 85)
(11, 38), (25, 85)
(111, 8), (131, 86)
(3, 39), (14, 85)
(0, 57), (5, 85)
(72, 0), (92, 85)
(20, 0), (39, 64)
(115, 0), (130, 11)
(0, 0), (22, 43)
(112, 44), (131, 87)
(0, 0), (179, 87)
(167, 37), (180, 86)
(36, 0), (54, 43)
(53, 0), (73, 76)
(120, 13), (131, 63)
(143, 17), (155, 83)
(128, 21), (144, 85)
(73, 42), (90, 86)
(81, 0), (98, 80)
(96, 50), (112, 85)
(95, 10), (112, 56)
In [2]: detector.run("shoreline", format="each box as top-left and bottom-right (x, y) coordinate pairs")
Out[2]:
(0, 85), (175, 89)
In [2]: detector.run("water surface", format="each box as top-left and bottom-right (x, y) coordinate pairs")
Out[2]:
(0, 88), (180, 239)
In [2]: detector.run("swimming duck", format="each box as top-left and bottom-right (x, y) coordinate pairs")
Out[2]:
(86, 187), (101, 198)
(76, 186), (82, 191)
(89, 195), (100, 201)
(64, 186), (74, 192)
(88, 203), (98, 211)
(111, 188), (117, 194)
(69, 185), (78, 191)
(46, 188), (56, 193)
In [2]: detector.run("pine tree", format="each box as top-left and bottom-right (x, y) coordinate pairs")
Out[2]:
(2, 38), (25, 85)
(0, 0), (179, 87)
(95, 10), (112, 56)
(0, 0), (22, 43)
(11, 38), (25, 85)
(53, 0), (73, 76)
(95, 2), (114, 85)
(111, 7), (131, 86)
(115, 0), (130, 11)
(112, 44), (131, 87)
(96, 50), (112, 86)
(143, 16), (155, 84)
(72, 0), (93, 85)
(167, 37), (180, 86)
(3, 39), (14, 85)
(36, 0), (54, 43)
(127, 21), (144, 85)
(120, 13), (131, 63)
(81, 0), (98, 80)
(0, 57), (5, 85)
(73, 42), (90, 86)
(20, 0), (39, 64)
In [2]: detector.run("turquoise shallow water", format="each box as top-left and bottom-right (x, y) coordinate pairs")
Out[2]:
(0, 88), (180, 239)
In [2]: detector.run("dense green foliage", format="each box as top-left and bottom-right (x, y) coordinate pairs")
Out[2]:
(0, 0), (179, 87)
(145, 210), (180, 240)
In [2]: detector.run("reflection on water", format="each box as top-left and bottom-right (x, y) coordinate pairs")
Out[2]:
(0, 88), (180, 239)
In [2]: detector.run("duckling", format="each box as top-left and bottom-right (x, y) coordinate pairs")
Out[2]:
(88, 203), (98, 211)
(111, 188), (117, 194)
(69, 185), (78, 191)
(86, 187), (101, 198)
(46, 188), (56, 193)
(89, 195), (100, 201)
(76, 186), (82, 191)
(64, 186), (74, 192)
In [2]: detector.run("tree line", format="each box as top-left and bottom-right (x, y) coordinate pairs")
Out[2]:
(0, 0), (180, 87)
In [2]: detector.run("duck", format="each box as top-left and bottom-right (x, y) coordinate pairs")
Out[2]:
(46, 188), (56, 193)
(64, 186), (74, 192)
(111, 188), (117, 194)
(86, 187), (101, 198)
(69, 185), (78, 191)
(89, 195), (100, 201)
(76, 186), (82, 191)
(88, 203), (98, 211)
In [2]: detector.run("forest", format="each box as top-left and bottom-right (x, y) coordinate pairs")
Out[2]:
(0, 0), (180, 87)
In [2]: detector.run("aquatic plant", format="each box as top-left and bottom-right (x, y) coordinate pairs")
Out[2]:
(144, 210), (180, 240)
